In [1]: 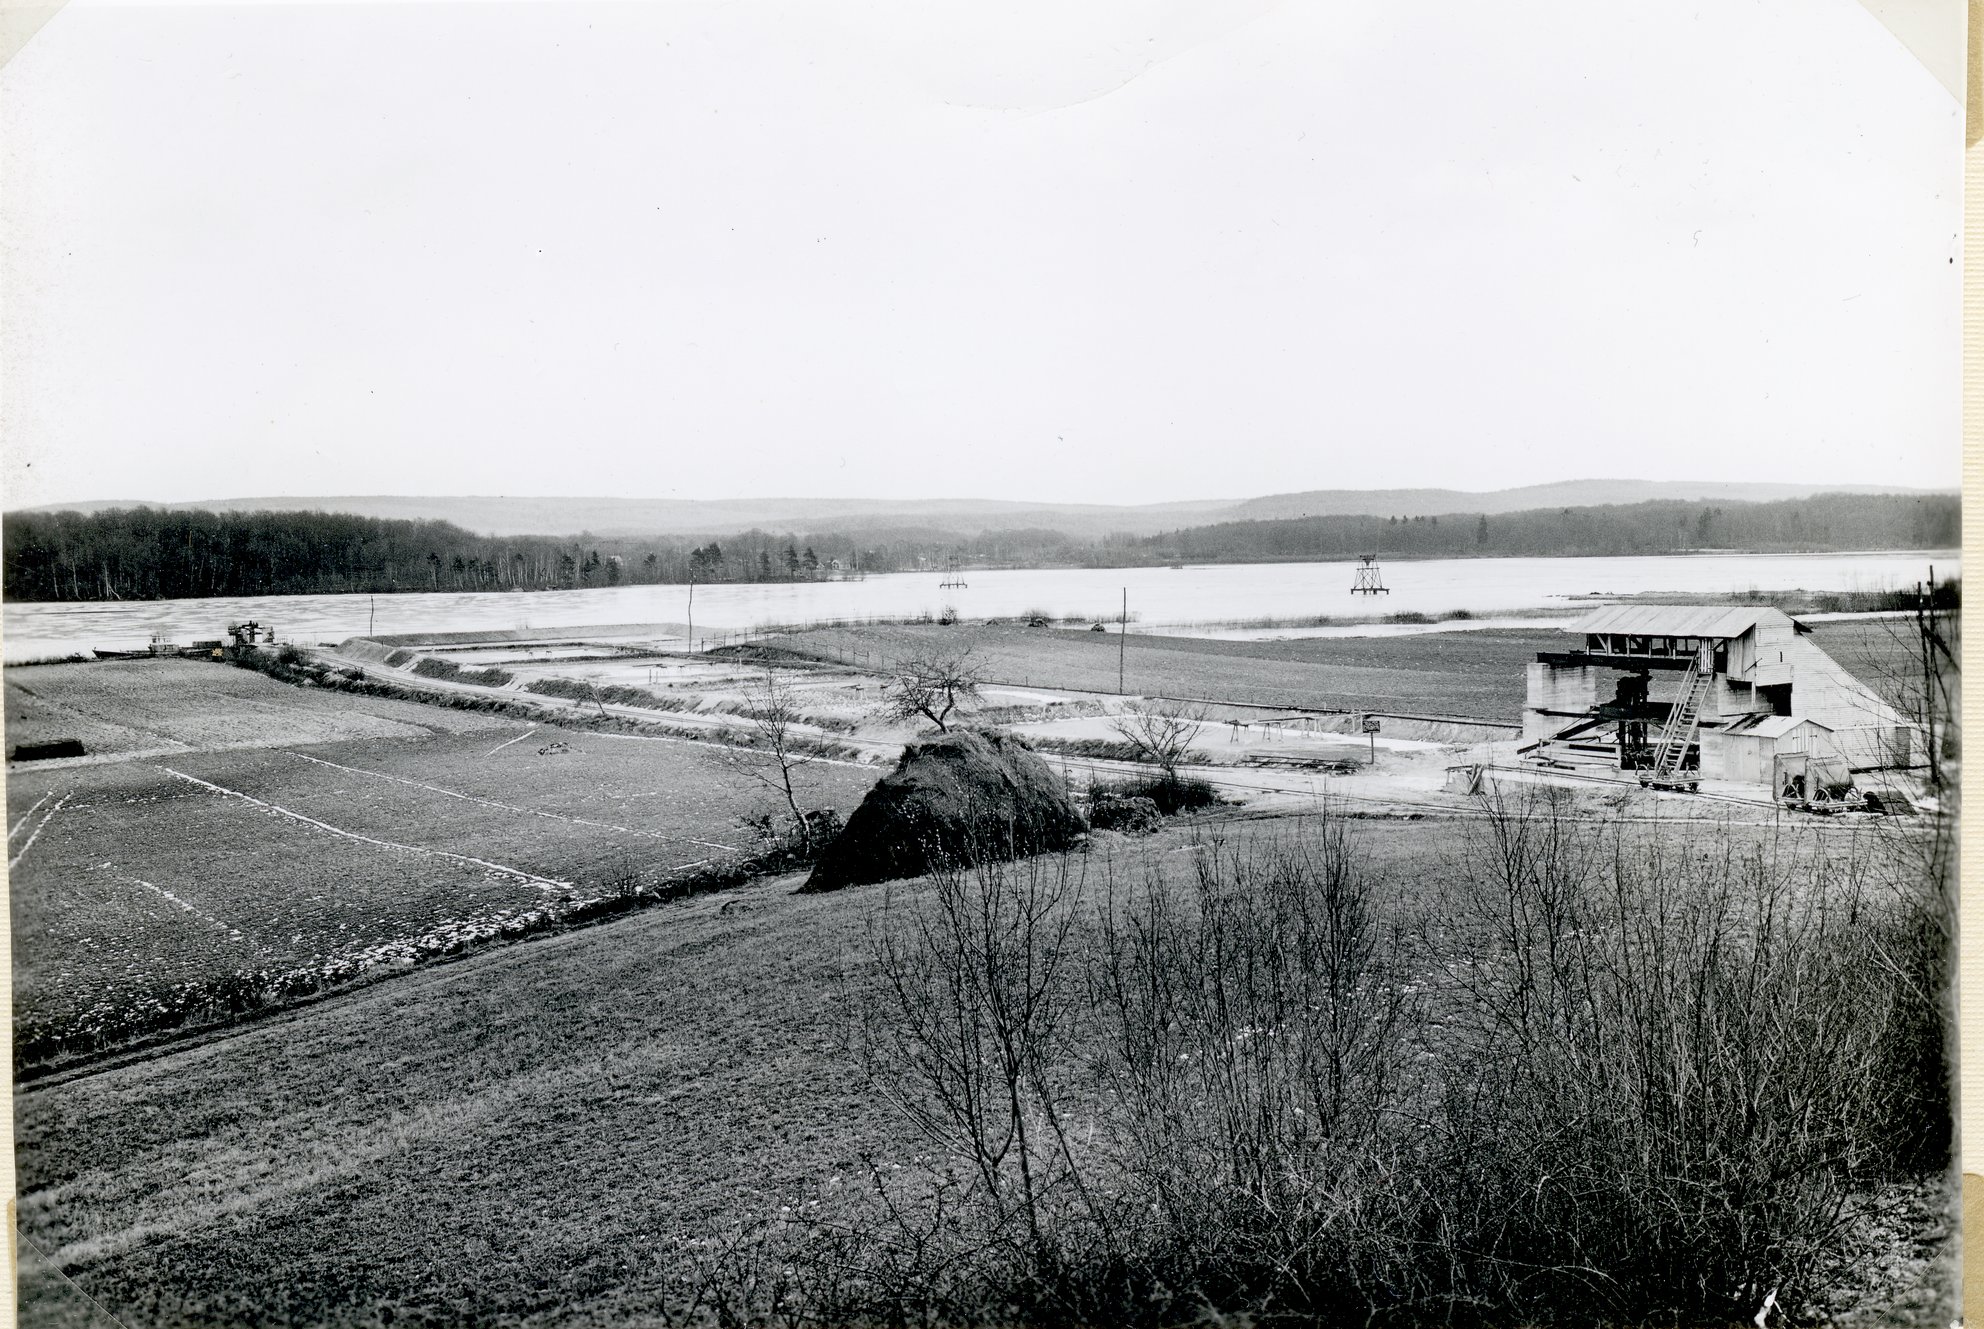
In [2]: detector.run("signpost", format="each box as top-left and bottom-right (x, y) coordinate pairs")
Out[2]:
(1362, 714), (1381, 763)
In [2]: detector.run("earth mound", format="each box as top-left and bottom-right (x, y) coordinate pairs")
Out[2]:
(802, 730), (1087, 892)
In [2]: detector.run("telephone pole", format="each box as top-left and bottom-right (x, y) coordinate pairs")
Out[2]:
(1118, 587), (1127, 695)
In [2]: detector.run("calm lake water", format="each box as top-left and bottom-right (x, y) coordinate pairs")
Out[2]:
(2, 551), (1956, 662)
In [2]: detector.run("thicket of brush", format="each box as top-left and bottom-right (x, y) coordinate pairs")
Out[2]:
(1090, 771), (1223, 814)
(975, 699), (1110, 726)
(526, 675), (690, 710)
(1021, 735), (1148, 764)
(671, 794), (1951, 1327)
(1002, 741), (1226, 813)
(522, 675), (861, 733)
(409, 656), (514, 687)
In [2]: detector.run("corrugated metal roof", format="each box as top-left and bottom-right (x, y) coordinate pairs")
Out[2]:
(1570, 604), (1784, 638)
(1752, 715), (1828, 738)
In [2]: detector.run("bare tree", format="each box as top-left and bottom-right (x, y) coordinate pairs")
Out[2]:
(1908, 577), (1959, 790)
(881, 646), (985, 733)
(738, 665), (820, 849)
(864, 851), (1093, 1291)
(1109, 699), (1206, 781)
(1860, 574), (1959, 789)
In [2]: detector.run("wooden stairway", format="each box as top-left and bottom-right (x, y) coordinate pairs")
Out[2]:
(1642, 654), (1710, 789)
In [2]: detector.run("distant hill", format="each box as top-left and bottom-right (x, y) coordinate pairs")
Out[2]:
(17, 480), (1945, 540)
(1131, 492), (1959, 565)
(16, 495), (1226, 539)
(6, 490), (1957, 604)
(1216, 480), (1941, 523)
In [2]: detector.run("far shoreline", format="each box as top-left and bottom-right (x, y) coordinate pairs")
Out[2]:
(0, 545), (1961, 608)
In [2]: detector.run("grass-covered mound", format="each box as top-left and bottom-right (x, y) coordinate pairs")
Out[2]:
(803, 730), (1087, 892)
(409, 656), (514, 687)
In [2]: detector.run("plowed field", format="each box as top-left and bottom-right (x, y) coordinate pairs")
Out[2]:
(7, 665), (878, 1068)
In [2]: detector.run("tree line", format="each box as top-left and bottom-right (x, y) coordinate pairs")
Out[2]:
(0, 509), (941, 602)
(1116, 491), (1959, 564)
(0, 491), (1958, 602)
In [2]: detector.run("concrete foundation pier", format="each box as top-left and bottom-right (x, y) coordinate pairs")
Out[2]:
(1523, 662), (1597, 743)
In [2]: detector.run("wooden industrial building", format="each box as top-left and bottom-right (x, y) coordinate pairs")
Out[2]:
(1523, 605), (1914, 790)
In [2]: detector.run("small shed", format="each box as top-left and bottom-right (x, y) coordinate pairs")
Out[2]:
(1701, 714), (1833, 786)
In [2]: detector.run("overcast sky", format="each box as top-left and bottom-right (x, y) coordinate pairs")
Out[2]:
(0, 0), (1962, 508)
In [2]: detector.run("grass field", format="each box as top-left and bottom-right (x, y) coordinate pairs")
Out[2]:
(13, 811), (1949, 1327)
(4, 659), (514, 760)
(8, 626), (1953, 1325)
(8, 818), (1430, 1326)
(772, 619), (1937, 729)
(7, 665), (881, 1069)
(1805, 618), (1951, 716)
(769, 623), (1556, 721)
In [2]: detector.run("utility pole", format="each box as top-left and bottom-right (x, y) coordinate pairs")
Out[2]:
(687, 567), (696, 657)
(1915, 564), (1951, 790)
(368, 595), (375, 636)
(1118, 587), (1127, 695)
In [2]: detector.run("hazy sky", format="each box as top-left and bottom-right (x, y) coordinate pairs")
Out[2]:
(0, 0), (1962, 508)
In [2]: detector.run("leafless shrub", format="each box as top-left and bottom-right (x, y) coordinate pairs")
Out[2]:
(1020, 735), (1144, 764)
(836, 821), (1431, 1324)
(1086, 820), (1430, 1315)
(698, 799), (1952, 1326)
(1851, 807), (1955, 1176)
(858, 851), (1113, 1319)
(880, 647), (986, 733)
(1857, 581), (1960, 786)
(1107, 700), (1205, 782)
(705, 697), (860, 733)
(1423, 786), (1953, 1321)
(730, 666), (825, 851)
(1087, 772), (1220, 816)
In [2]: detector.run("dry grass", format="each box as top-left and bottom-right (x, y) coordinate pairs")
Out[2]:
(4, 660), (510, 760)
(1804, 618), (1956, 720)
(16, 865), (920, 1325)
(771, 624), (1555, 720)
(10, 820), (1410, 1324)
(790, 803), (1954, 1326)
(13, 808), (1952, 1327)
